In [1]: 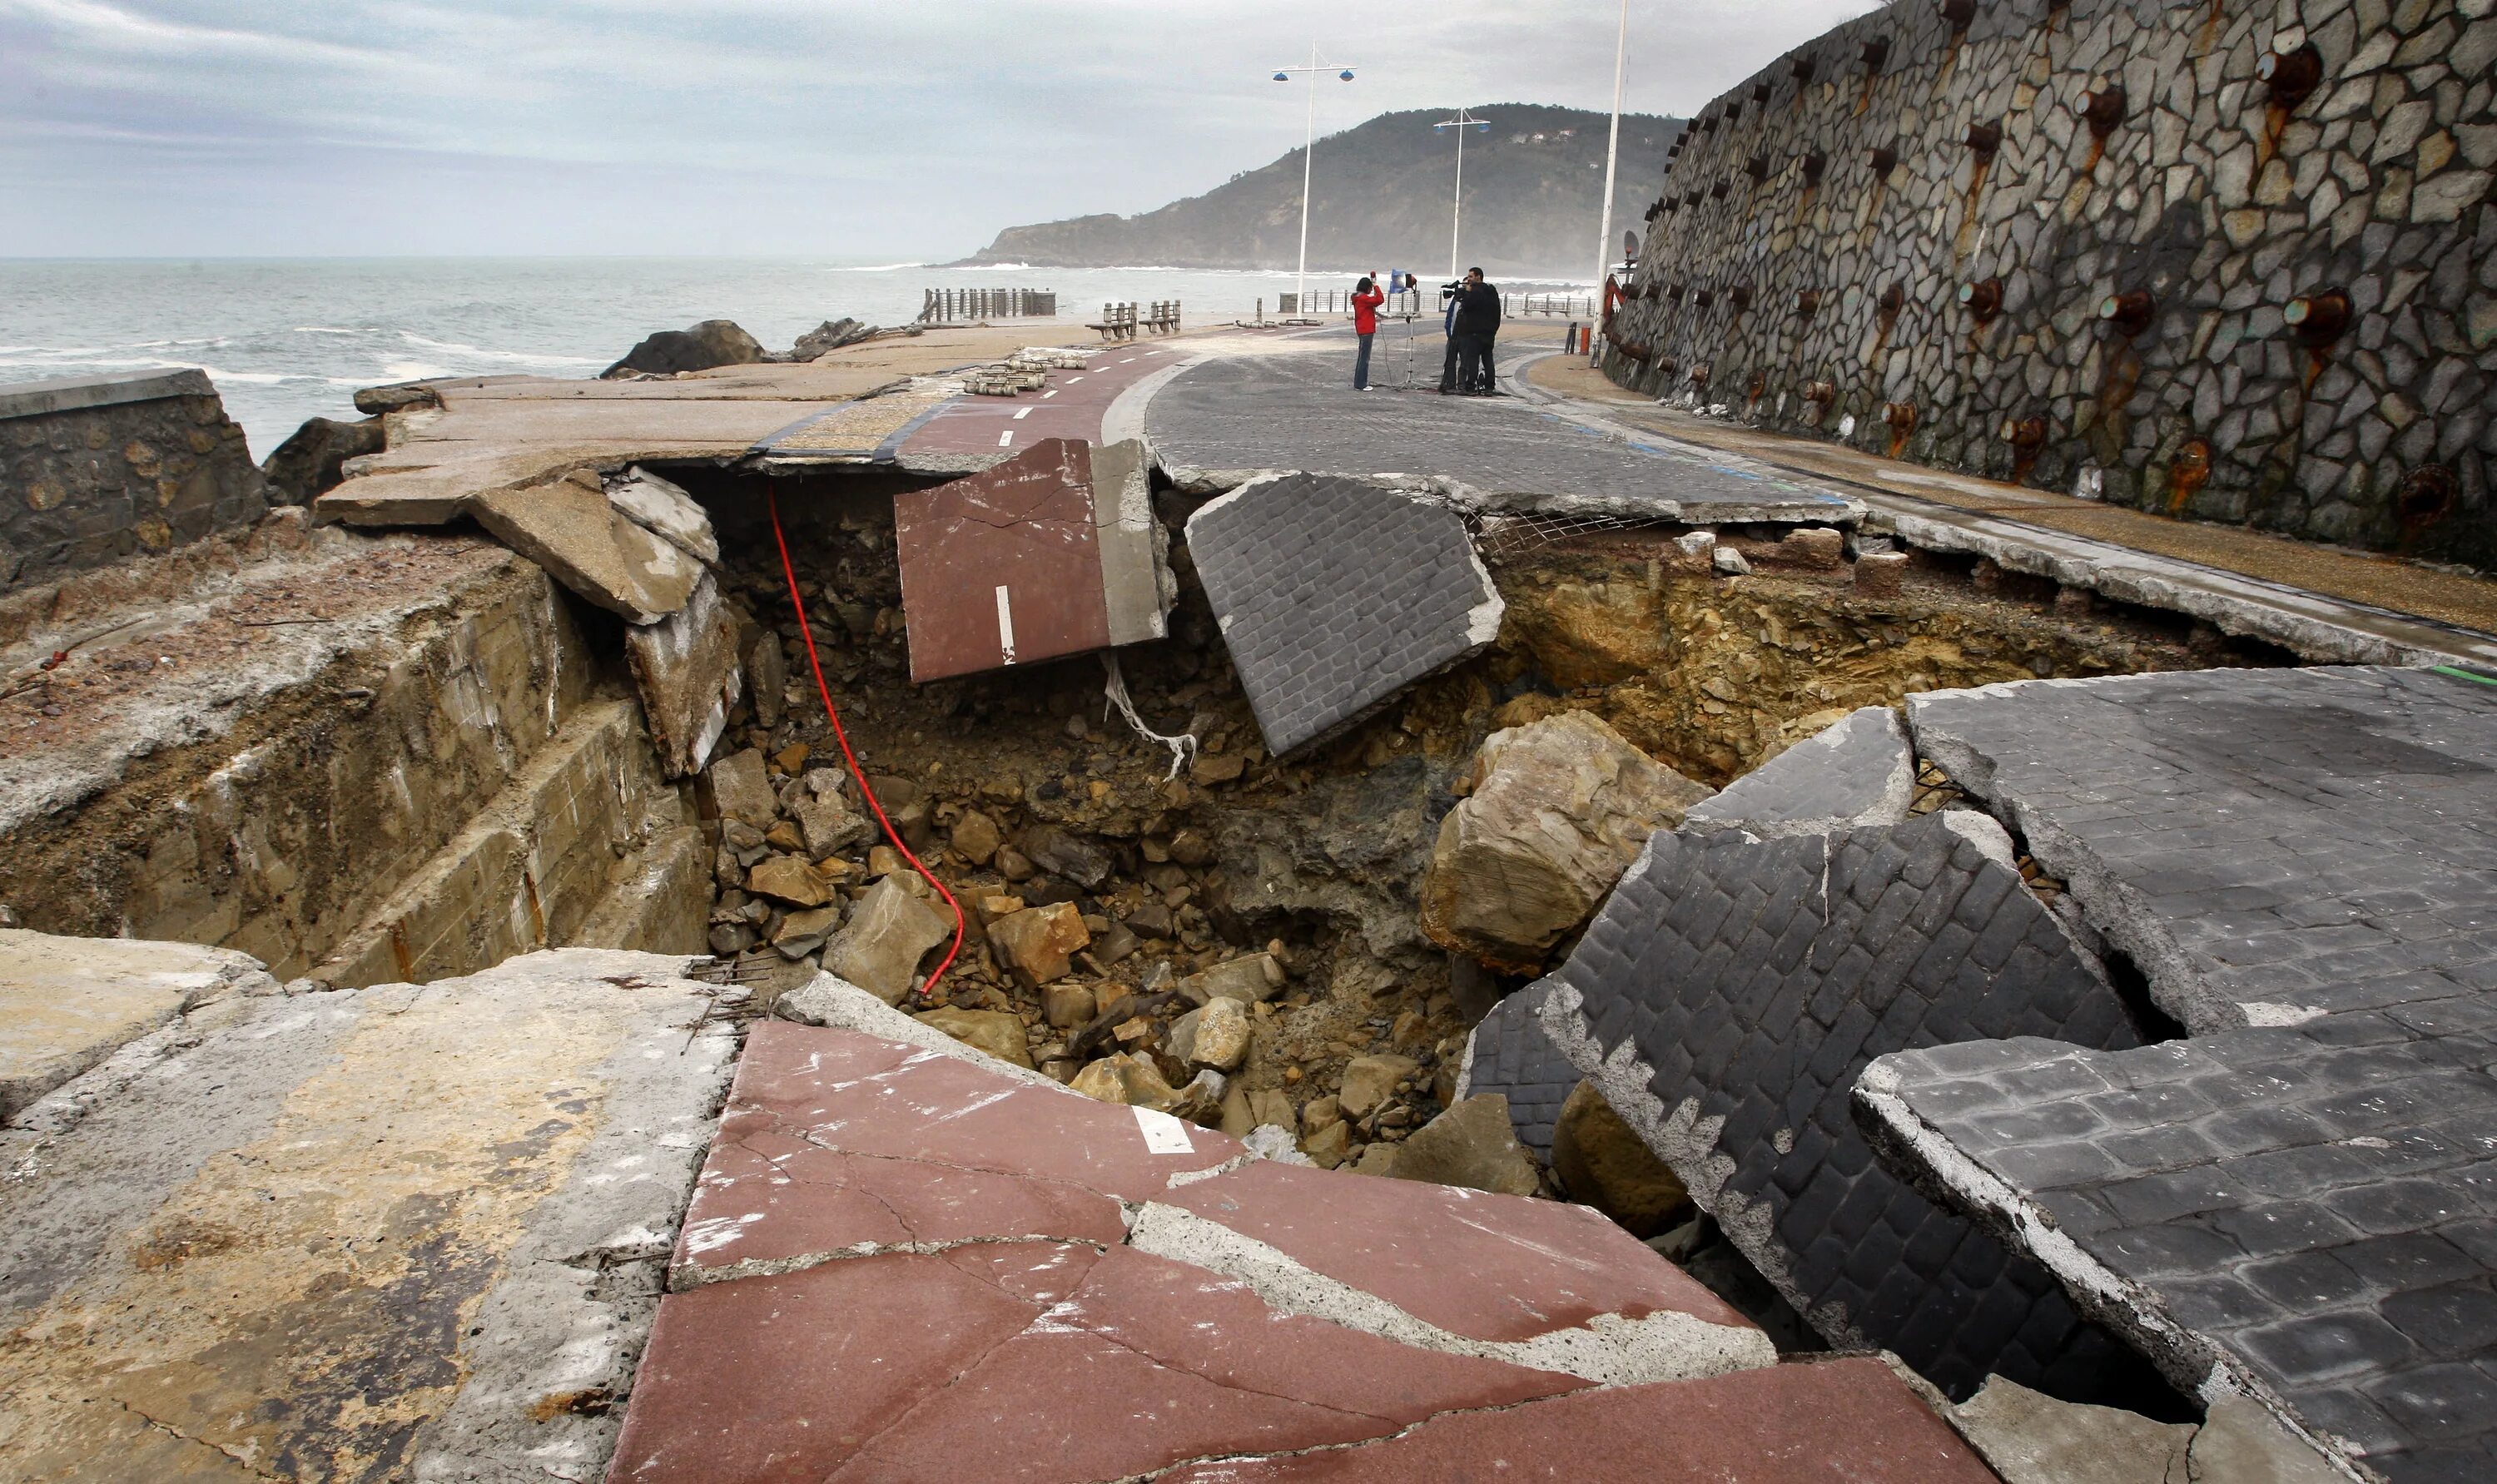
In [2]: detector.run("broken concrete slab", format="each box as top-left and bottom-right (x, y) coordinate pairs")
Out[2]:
(624, 564), (742, 777)
(612, 1015), (1795, 1482)
(819, 874), (953, 1004)
(1457, 981), (1581, 1160)
(1531, 812), (2171, 1402)
(1947, 1373), (2195, 1484)
(1186, 473), (1503, 757)
(1419, 709), (1714, 972)
(696, 746), (775, 829)
(0, 948), (737, 1482)
(469, 469), (702, 624)
(0, 928), (279, 1120)
(607, 464), (719, 565)
(890, 437), (1172, 682)
(1154, 1355), (1999, 1482)
(1682, 703), (1915, 837)
(1858, 1024), (2495, 1482)
(1906, 666), (2497, 1033)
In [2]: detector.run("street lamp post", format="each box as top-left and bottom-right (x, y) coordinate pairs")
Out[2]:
(1271, 45), (1358, 314)
(1432, 107), (1492, 281)
(1593, 0), (1630, 351)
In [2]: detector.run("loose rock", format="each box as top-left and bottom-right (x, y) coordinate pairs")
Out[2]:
(1178, 952), (1286, 1005)
(822, 875), (953, 1004)
(746, 854), (832, 908)
(1551, 1081), (1688, 1238)
(916, 1006), (1035, 1070)
(603, 319), (765, 378)
(1338, 1054), (1417, 1119)
(986, 902), (1090, 987)
(1388, 1094), (1540, 1197)
(950, 809), (1002, 866)
(1018, 825), (1112, 890)
(701, 748), (777, 830)
(1173, 996), (1251, 1071)
(1067, 1051), (1180, 1110)
(1041, 982), (1096, 1030)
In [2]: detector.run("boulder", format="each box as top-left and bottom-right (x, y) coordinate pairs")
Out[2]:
(1551, 1081), (1687, 1238)
(1855, 548), (1909, 597)
(607, 466), (720, 565)
(1337, 1054), (1417, 1119)
(261, 415), (385, 506)
(1067, 1051), (1180, 1110)
(1178, 953), (1285, 1006)
(1352, 1143), (1402, 1178)
(625, 567), (742, 778)
(469, 470), (702, 624)
(1169, 996), (1250, 1071)
(792, 789), (872, 858)
(746, 854), (832, 908)
(986, 902), (1090, 988)
(822, 876), (954, 1004)
(1388, 1094), (1540, 1197)
(916, 1007), (1034, 1069)
(700, 748), (777, 829)
(950, 809), (1003, 866)
(1417, 711), (1714, 973)
(603, 319), (765, 378)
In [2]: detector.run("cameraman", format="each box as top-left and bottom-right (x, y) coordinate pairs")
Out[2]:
(1442, 268), (1503, 395)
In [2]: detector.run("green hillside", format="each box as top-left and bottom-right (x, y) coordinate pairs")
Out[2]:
(957, 103), (1680, 279)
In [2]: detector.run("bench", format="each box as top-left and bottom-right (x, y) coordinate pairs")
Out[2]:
(1086, 303), (1139, 341)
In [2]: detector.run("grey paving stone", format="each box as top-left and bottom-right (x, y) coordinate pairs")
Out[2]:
(1457, 981), (1579, 1159)
(1184, 474), (1501, 757)
(1860, 1024), (2497, 1484)
(1683, 706), (1916, 838)
(1145, 330), (1855, 523)
(1528, 812), (2162, 1401)
(1908, 667), (2497, 1033)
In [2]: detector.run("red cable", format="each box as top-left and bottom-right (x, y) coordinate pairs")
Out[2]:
(767, 480), (966, 1004)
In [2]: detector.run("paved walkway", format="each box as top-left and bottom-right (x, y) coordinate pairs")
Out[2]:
(1141, 326), (1856, 524)
(1524, 350), (2497, 663)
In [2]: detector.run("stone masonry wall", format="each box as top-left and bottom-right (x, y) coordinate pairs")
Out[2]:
(1603, 0), (2497, 565)
(0, 370), (269, 591)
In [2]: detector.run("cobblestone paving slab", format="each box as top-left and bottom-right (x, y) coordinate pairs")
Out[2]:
(1531, 812), (2169, 1400)
(1186, 473), (1502, 757)
(1144, 330), (1856, 523)
(1858, 1027), (2495, 1484)
(1907, 667), (2497, 1035)
(1683, 705), (1917, 837)
(608, 1015), (1787, 1483)
(1459, 981), (1580, 1159)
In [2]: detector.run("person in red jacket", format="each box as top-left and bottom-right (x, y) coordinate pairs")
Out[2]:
(1350, 274), (1387, 390)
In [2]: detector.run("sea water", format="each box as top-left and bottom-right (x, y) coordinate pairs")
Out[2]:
(0, 258), (1591, 459)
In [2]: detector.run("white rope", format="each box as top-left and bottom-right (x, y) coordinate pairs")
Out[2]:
(1100, 652), (1197, 780)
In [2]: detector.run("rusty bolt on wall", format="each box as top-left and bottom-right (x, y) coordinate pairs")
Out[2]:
(1711, 180), (1732, 200)
(2097, 290), (2156, 335)
(1877, 283), (1907, 334)
(1869, 146), (1899, 177)
(1689, 363), (1713, 388)
(1800, 151), (1828, 186)
(1965, 122), (2003, 162)
(1790, 57), (1817, 87)
(1958, 277), (2004, 323)
(1796, 288), (1822, 317)
(2259, 43), (2324, 109)
(1859, 37), (1890, 74)
(2285, 289), (2351, 348)
(1731, 282), (1756, 311)
(2400, 465), (2459, 534)
(1940, 0), (1977, 34)
(2078, 84), (2126, 138)
(1745, 156), (1771, 182)
(1694, 287), (1716, 309)
(1884, 401), (1918, 456)
(2002, 416), (2049, 479)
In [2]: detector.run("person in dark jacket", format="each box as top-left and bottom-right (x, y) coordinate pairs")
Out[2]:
(1449, 267), (1502, 394)
(1350, 274), (1386, 390)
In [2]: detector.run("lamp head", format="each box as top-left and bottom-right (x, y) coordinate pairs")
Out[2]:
(1273, 71), (1290, 82)
(1338, 69), (1355, 80)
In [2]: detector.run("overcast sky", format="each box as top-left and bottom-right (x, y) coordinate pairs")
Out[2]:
(0, 0), (1879, 259)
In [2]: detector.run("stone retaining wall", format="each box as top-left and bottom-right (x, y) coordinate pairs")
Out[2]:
(1604, 0), (2497, 565)
(0, 370), (269, 591)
